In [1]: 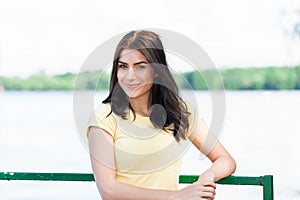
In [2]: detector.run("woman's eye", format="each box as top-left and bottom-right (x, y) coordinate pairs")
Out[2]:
(137, 65), (145, 69)
(118, 64), (127, 69)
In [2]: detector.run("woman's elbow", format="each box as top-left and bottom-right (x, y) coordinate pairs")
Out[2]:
(229, 156), (237, 175)
(96, 180), (117, 200)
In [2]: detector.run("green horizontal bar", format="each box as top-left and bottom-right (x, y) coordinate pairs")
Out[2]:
(179, 175), (263, 185)
(217, 176), (264, 185)
(0, 172), (273, 200)
(0, 172), (95, 182)
(1, 172), (266, 186)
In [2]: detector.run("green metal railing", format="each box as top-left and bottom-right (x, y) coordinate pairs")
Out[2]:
(0, 172), (273, 200)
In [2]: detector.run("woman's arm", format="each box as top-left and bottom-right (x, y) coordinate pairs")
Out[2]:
(89, 126), (215, 200)
(189, 118), (237, 182)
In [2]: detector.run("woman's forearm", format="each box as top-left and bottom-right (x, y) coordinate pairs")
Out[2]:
(97, 179), (178, 200)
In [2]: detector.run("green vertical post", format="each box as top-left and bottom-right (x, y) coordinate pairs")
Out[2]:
(263, 175), (273, 200)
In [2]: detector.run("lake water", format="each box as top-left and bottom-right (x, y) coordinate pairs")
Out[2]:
(0, 90), (300, 200)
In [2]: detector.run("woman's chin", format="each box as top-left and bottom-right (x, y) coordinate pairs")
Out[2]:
(127, 94), (139, 99)
(124, 89), (141, 99)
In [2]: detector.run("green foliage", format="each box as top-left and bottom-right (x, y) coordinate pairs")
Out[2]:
(0, 66), (299, 90)
(178, 71), (207, 90)
(0, 70), (109, 91)
(0, 76), (24, 90)
(293, 66), (300, 89)
(221, 68), (266, 90)
(73, 71), (109, 90)
(179, 66), (299, 90)
(263, 67), (296, 90)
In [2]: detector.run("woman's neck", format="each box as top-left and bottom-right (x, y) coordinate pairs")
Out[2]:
(129, 97), (150, 117)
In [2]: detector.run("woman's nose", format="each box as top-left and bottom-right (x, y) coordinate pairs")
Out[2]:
(125, 67), (136, 80)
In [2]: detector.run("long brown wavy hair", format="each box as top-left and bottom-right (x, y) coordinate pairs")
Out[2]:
(103, 30), (190, 142)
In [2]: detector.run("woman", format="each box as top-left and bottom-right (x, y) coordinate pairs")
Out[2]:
(87, 30), (236, 200)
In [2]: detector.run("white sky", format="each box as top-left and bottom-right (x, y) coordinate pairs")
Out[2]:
(0, 0), (300, 77)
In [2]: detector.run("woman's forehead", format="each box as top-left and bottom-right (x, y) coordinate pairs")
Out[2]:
(119, 49), (148, 63)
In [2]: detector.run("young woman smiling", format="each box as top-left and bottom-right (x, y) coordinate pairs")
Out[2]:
(87, 30), (236, 200)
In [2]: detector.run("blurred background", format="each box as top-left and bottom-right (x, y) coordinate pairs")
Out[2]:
(1, 0), (300, 199)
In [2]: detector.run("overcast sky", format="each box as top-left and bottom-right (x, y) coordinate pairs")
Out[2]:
(0, 0), (300, 77)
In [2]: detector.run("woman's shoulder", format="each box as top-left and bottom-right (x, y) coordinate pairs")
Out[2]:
(97, 102), (112, 109)
(94, 102), (112, 116)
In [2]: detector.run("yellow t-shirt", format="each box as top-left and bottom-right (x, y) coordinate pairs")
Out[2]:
(87, 103), (197, 190)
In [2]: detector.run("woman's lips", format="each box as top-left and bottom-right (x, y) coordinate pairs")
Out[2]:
(125, 83), (141, 89)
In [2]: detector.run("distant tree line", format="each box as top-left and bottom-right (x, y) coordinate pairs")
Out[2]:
(0, 71), (109, 91)
(182, 66), (300, 90)
(0, 66), (300, 91)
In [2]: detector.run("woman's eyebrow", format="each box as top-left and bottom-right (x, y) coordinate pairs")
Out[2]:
(118, 60), (148, 65)
(118, 61), (128, 65)
(133, 61), (148, 65)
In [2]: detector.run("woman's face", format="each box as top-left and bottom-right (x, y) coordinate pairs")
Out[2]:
(117, 49), (155, 100)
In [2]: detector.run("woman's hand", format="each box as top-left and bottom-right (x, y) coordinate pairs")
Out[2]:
(175, 180), (216, 200)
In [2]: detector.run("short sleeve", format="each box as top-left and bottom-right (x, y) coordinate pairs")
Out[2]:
(186, 101), (201, 137)
(86, 103), (117, 138)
